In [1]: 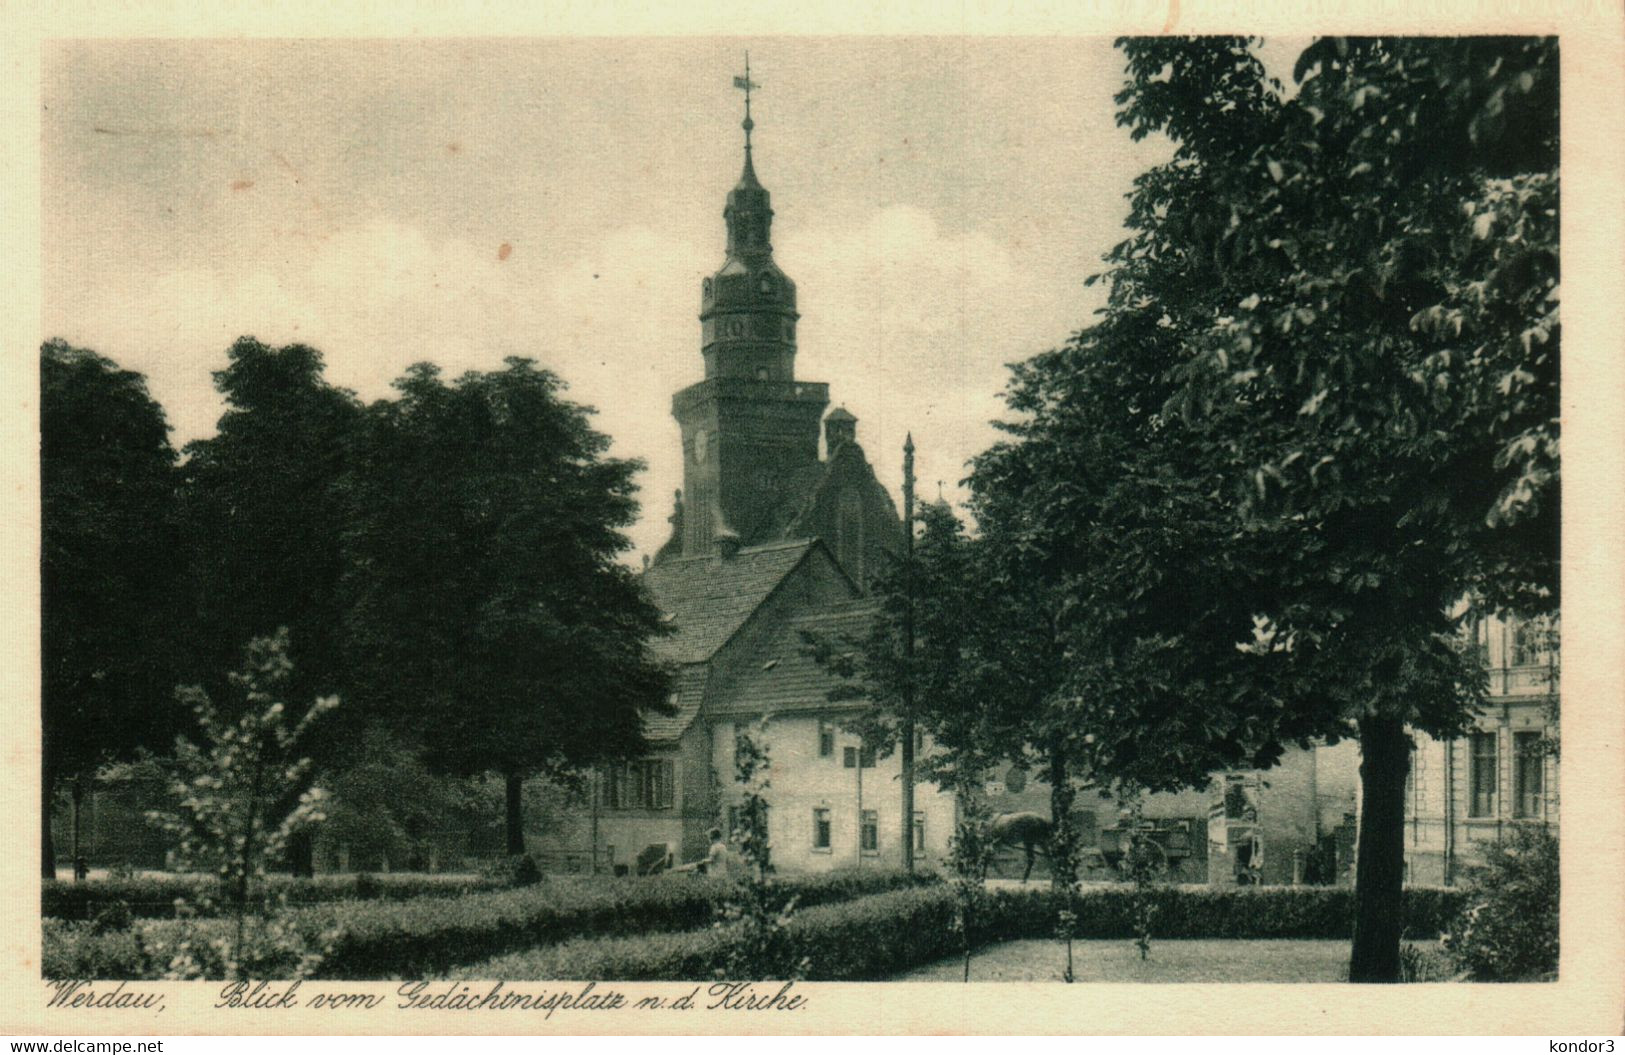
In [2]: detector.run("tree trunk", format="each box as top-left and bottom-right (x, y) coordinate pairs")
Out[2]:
(41, 767), (56, 880)
(1048, 745), (1076, 892)
(289, 830), (315, 878)
(70, 775), (86, 883)
(1349, 715), (1411, 982)
(505, 772), (526, 856)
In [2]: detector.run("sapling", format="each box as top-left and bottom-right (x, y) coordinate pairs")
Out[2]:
(148, 629), (338, 979)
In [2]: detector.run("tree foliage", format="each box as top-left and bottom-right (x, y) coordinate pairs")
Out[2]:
(340, 358), (671, 846)
(179, 337), (363, 717)
(40, 340), (186, 875)
(148, 630), (337, 978)
(805, 503), (1020, 788)
(970, 36), (1557, 982)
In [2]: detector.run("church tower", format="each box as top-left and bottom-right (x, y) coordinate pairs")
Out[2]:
(672, 59), (829, 556)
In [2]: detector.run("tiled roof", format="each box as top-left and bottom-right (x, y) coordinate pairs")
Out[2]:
(645, 664), (707, 743)
(708, 600), (881, 715)
(642, 539), (816, 664)
(753, 463), (828, 542)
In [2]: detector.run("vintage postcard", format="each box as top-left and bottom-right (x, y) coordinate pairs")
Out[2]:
(3, 0), (1622, 1038)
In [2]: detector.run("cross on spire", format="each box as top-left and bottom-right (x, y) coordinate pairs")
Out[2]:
(733, 52), (760, 159)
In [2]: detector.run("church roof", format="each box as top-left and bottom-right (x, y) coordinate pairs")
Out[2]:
(644, 663), (708, 743)
(707, 600), (881, 715)
(641, 538), (818, 664)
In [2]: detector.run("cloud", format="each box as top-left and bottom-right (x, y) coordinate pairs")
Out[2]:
(48, 204), (1045, 561)
(782, 204), (1045, 522)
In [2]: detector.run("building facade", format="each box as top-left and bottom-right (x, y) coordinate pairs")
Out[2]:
(526, 86), (1561, 887)
(1401, 612), (1560, 885)
(528, 82), (954, 876)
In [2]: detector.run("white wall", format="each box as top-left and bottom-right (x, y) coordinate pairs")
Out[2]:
(711, 711), (958, 873)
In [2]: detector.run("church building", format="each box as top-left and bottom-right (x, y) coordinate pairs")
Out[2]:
(530, 71), (958, 876)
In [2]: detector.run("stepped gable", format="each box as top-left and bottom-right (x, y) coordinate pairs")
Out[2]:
(641, 538), (818, 664)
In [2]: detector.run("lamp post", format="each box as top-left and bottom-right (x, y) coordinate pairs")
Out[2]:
(900, 433), (916, 873)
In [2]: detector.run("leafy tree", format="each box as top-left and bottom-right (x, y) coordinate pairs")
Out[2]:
(804, 503), (1018, 788)
(178, 338), (364, 875)
(944, 791), (996, 983)
(41, 340), (185, 878)
(147, 629), (337, 979)
(318, 725), (486, 872)
(716, 719), (807, 980)
(972, 36), (1557, 982)
(179, 337), (362, 707)
(340, 358), (670, 853)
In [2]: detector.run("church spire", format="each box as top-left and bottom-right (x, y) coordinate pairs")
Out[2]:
(735, 52), (760, 187)
(700, 55), (799, 382)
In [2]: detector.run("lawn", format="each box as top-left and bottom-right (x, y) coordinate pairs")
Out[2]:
(894, 938), (1358, 982)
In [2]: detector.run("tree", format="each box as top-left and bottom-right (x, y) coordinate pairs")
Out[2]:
(41, 340), (185, 878)
(148, 629), (336, 978)
(179, 337), (363, 875)
(972, 35), (1557, 981)
(717, 719), (807, 980)
(340, 359), (671, 853)
(179, 337), (362, 707)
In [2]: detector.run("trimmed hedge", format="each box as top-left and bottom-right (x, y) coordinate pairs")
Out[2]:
(458, 885), (960, 981)
(456, 884), (1472, 981)
(42, 873), (505, 921)
(983, 884), (1468, 943)
(42, 869), (935, 980)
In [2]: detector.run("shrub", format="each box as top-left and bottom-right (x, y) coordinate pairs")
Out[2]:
(42, 920), (150, 980)
(482, 855), (542, 889)
(459, 886), (961, 981)
(43, 872), (506, 921)
(1399, 940), (1461, 982)
(455, 883), (1471, 982)
(42, 868), (934, 980)
(1443, 825), (1558, 981)
(88, 900), (134, 935)
(981, 884), (1466, 943)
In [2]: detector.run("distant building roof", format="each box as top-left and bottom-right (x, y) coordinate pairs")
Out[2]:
(708, 600), (881, 716)
(644, 664), (708, 743)
(641, 538), (818, 664)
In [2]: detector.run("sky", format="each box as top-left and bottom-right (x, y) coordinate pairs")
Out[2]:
(42, 37), (1296, 560)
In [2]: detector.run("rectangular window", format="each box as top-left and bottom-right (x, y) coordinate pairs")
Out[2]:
(653, 760), (674, 810)
(818, 722), (834, 758)
(843, 746), (857, 769)
(859, 745), (876, 769)
(912, 811), (926, 853)
(605, 760), (675, 811)
(860, 810), (879, 853)
(915, 728), (926, 754)
(1470, 731), (1498, 818)
(813, 808), (831, 850)
(1509, 621), (1531, 666)
(1514, 732), (1544, 818)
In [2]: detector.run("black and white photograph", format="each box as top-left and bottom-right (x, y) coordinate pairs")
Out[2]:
(9, 3), (1625, 1040)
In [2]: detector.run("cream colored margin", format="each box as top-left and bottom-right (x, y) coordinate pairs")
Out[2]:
(1, 0), (1620, 1037)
